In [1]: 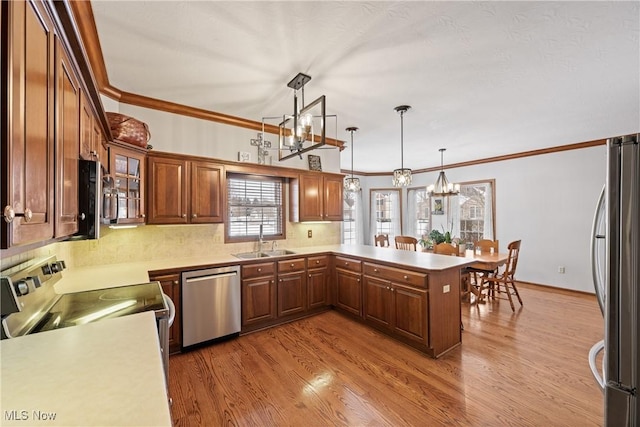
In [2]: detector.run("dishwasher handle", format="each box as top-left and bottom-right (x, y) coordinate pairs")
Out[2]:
(184, 271), (238, 283)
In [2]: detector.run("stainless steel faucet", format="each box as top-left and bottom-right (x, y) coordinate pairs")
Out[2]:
(258, 224), (264, 253)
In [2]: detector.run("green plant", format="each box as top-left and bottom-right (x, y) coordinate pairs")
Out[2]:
(429, 229), (446, 244)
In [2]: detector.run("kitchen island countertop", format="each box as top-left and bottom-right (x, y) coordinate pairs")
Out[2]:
(0, 311), (171, 426)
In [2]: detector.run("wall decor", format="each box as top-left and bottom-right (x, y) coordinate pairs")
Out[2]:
(433, 198), (444, 215)
(308, 154), (322, 171)
(238, 151), (251, 162)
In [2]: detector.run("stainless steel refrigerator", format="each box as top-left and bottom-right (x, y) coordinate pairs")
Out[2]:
(589, 134), (638, 426)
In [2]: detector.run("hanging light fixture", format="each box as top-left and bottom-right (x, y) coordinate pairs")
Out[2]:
(277, 72), (327, 161)
(344, 127), (361, 193)
(392, 105), (412, 187)
(427, 148), (460, 196)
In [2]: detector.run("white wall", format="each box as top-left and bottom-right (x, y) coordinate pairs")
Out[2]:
(101, 97), (341, 173)
(358, 146), (606, 293)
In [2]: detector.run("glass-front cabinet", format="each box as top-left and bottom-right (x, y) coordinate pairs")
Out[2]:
(108, 144), (146, 224)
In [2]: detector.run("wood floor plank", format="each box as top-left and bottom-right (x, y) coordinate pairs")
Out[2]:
(168, 283), (604, 426)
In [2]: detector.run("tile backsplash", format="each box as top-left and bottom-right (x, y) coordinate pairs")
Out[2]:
(1, 222), (341, 270)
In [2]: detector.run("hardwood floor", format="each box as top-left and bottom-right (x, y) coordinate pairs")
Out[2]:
(168, 283), (604, 426)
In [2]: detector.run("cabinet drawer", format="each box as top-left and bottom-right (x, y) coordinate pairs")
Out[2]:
(307, 255), (329, 269)
(363, 263), (427, 288)
(242, 262), (276, 279)
(277, 258), (306, 273)
(335, 256), (362, 273)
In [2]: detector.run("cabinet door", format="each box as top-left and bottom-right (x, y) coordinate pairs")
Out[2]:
(147, 155), (187, 224)
(278, 272), (306, 317)
(323, 175), (344, 221)
(242, 276), (277, 326)
(335, 269), (362, 317)
(152, 273), (182, 354)
(54, 37), (80, 237)
(307, 267), (328, 309)
(391, 282), (427, 344)
(79, 92), (94, 160)
(110, 146), (145, 223)
(190, 161), (224, 223)
(2, 0), (55, 247)
(299, 174), (323, 221)
(363, 276), (392, 329)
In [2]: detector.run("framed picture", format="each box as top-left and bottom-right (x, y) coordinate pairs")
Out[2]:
(433, 198), (444, 215)
(308, 154), (322, 171)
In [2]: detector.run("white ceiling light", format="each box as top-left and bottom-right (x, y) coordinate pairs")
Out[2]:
(392, 105), (412, 187)
(344, 127), (360, 193)
(427, 148), (460, 196)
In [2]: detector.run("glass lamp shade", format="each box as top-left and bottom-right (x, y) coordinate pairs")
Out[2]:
(427, 171), (460, 196)
(392, 168), (412, 187)
(344, 177), (361, 193)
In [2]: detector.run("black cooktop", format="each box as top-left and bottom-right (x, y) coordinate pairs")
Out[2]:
(30, 282), (166, 334)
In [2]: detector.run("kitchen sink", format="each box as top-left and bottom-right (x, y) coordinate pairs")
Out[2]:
(233, 249), (296, 259)
(233, 252), (271, 259)
(262, 249), (297, 257)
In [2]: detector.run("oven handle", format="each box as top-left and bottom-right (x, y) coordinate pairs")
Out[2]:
(162, 294), (175, 327)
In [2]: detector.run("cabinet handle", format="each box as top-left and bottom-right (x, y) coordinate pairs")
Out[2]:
(386, 286), (390, 290)
(391, 288), (395, 292)
(23, 208), (33, 223)
(257, 268), (262, 273)
(316, 260), (320, 264)
(279, 279), (283, 282)
(404, 275), (408, 280)
(357, 278), (360, 282)
(308, 274), (312, 278)
(192, 214), (197, 218)
(182, 214), (187, 218)
(141, 214), (146, 218)
(345, 262), (349, 266)
(3, 206), (15, 223)
(290, 263), (295, 268)
(374, 268), (379, 273)
(270, 280), (273, 284)
(173, 280), (178, 285)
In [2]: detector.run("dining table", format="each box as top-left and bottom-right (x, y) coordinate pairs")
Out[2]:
(461, 250), (510, 301)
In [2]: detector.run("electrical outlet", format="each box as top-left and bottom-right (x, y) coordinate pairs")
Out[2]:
(443, 284), (450, 293)
(558, 266), (565, 274)
(307, 230), (312, 238)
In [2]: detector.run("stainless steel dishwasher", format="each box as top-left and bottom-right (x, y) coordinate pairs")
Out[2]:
(181, 265), (241, 349)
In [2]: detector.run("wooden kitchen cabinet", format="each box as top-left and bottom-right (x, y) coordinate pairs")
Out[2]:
(2, 0), (56, 247)
(54, 37), (80, 238)
(276, 258), (306, 317)
(307, 255), (329, 310)
(363, 262), (428, 345)
(241, 262), (277, 328)
(80, 91), (106, 164)
(147, 153), (224, 224)
(290, 172), (344, 222)
(334, 256), (363, 317)
(108, 143), (146, 224)
(149, 272), (182, 354)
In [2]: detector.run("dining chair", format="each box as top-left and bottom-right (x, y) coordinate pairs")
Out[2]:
(481, 240), (522, 311)
(374, 234), (390, 248)
(468, 239), (500, 295)
(434, 243), (472, 301)
(433, 242), (458, 256)
(395, 236), (418, 251)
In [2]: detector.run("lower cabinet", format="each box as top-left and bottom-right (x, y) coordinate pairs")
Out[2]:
(241, 262), (277, 328)
(307, 255), (329, 310)
(148, 272), (182, 354)
(334, 256), (363, 317)
(277, 258), (306, 317)
(363, 276), (427, 344)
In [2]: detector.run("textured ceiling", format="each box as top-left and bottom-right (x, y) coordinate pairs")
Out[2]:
(91, 1), (639, 173)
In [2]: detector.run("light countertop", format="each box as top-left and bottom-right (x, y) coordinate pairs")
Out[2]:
(54, 244), (474, 294)
(0, 311), (172, 427)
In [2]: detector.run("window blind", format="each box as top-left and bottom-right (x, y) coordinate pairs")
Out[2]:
(227, 174), (284, 238)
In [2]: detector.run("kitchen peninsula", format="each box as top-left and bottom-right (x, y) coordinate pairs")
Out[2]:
(55, 245), (473, 358)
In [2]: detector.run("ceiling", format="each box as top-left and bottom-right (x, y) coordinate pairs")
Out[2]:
(90, 1), (639, 173)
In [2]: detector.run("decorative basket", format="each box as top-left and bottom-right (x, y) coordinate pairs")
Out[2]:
(106, 112), (151, 149)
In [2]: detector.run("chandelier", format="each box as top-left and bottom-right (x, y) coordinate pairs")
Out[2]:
(278, 72), (326, 161)
(427, 148), (460, 196)
(344, 127), (361, 193)
(392, 105), (412, 187)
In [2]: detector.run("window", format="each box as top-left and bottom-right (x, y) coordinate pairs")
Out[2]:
(449, 180), (495, 243)
(407, 187), (430, 239)
(226, 174), (284, 241)
(343, 190), (363, 245)
(370, 189), (401, 243)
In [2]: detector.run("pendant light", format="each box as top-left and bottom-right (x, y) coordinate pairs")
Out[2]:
(427, 148), (460, 196)
(392, 105), (412, 187)
(344, 127), (361, 193)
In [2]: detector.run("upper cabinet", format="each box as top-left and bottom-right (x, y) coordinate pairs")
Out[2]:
(290, 172), (344, 222)
(2, 0), (56, 247)
(107, 143), (146, 225)
(147, 153), (225, 224)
